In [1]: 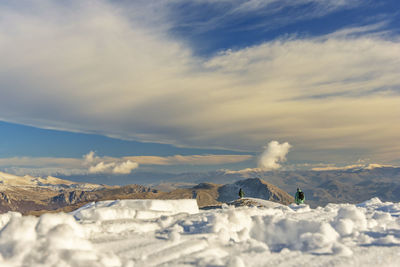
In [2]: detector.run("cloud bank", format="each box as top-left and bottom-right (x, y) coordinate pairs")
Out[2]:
(312, 163), (396, 171)
(0, 1), (399, 163)
(258, 141), (292, 170)
(124, 155), (253, 166)
(0, 152), (252, 176)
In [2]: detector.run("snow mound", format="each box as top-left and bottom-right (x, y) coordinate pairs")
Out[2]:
(229, 197), (286, 209)
(0, 198), (400, 266)
(72, 199), (199, 221)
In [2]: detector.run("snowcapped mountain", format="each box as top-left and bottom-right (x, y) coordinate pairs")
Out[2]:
(0, 171), (156, 214)
(0, 171), (102, 190)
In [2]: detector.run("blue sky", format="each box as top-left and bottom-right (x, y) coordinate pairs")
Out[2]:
(0, 121), (247, 158)
(166, 0), (400, 56)
(0, 0), (399, 182)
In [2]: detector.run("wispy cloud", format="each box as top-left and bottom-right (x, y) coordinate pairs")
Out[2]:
(0, 0), (399, 164)
(0, 157), (82, 168)
(166, 0), (363, 34)
(2, 167), (87, 177)
(232, 0), (361, 14)
(124, 155), (253, 165)
(312, 163), (396, 171)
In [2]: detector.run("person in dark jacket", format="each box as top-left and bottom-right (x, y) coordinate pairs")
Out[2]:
(295, 188), (305, 204)
(238, 188), (245, 198)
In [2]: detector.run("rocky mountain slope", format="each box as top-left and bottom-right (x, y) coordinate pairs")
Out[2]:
(217, 178), (293, 205)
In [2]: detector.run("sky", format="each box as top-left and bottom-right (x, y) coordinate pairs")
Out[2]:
(0, 0), (399, 182)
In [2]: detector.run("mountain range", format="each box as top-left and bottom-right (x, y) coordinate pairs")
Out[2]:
(145, 166), (400, 207)
(2, 165), (399, 214)
(0, 171), (293, 215)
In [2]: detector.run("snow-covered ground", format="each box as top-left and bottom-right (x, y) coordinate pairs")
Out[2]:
(0, 198), (400, 266)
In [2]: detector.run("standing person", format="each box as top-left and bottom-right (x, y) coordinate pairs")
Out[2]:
(238, 188), (245, 199)
(295, 188), (305, 204)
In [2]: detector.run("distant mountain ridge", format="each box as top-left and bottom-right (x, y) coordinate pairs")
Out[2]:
(3, 165), (398, 213)
(0, 171), (293, 215)
(148, 166), (400, 207)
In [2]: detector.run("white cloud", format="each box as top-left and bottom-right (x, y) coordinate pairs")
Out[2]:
(222, 141), (292, 173)
(85, 153), (251, 174)
(233, 0), (360, 14)
(312, 163), (396, 171)
(84, 151), (139, 174)
(2, 167), (87, 177)
(0, 1), (399, 163)
(84, 151), (96, 165)
(222, 168), (262, 175)
(112, 160), (139, 174)
(123, 155), (253, 165)
(88, 162), (116, 174)
(88, 160), (139, 174)
(258, 141), (291, 170)
(0, 157), (82, 169)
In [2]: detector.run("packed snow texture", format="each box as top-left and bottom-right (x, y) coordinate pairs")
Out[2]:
(1, 198), (400, 266)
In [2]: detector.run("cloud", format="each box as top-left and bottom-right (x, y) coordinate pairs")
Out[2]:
(123, 155), (253, 165)
(0, 153), (252, 176)
(2, 167), (87, 177)
(232, 0), (360, 13)
(85, 152), (252, 174)
(0, 152), (142, 176)
(83, 151), (139, 174)
(312, 163), (396, 171)
(88, 160), (139, 174)
(88, 162), (116, 174)
(84, 151), (96, 165)
(166, 0), (362, 34)
(223, 141), (292, 173)
(258, 141), (291, 170)
(0, 157), (82, 169)
(0, 0), (399, 163)
(222, 168), (262, 175)
(112, 161), (139, 174)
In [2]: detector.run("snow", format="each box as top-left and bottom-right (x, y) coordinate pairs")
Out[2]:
(0, 197), (400, 266)
(229, 197), (286, 208)
(0, 171), (102, 190)
(72, 199), (199, 221)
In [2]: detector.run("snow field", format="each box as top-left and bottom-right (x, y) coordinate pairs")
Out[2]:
(0, 197), (399, 266)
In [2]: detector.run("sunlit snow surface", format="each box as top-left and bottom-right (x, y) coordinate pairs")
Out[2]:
(1, 198), (400, 266)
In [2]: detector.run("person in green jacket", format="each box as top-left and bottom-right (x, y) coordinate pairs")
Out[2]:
(238, 188), (245, 199)
(295, 188), (305, 204)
